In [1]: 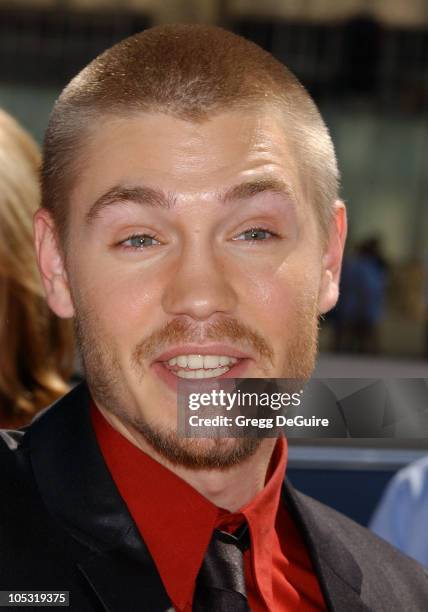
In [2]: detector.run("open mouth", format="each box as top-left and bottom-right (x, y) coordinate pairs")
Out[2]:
(151, 349), (251, 391)
(164, 354), (239, 379)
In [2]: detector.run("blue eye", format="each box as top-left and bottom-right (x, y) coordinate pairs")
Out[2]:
(234, 227), (276, 241)
(120, 234), (160, 249)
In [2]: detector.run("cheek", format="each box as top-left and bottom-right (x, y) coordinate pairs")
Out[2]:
(71, 257), (165, 344)
(235, 255), (322, 331)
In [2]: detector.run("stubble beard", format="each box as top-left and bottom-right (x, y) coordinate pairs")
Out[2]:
(73, 298), (319, 470)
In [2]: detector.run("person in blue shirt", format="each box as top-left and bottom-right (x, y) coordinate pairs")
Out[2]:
(370, 455), (428, 568)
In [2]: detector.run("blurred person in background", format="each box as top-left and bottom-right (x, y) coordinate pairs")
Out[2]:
(330, 236), (388, 353)
(0, 109), (74, 428)
(370, 455), (428, 568)
(351, 237), (388, 353)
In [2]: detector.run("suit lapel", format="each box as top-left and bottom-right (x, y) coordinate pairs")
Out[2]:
(26, 383), (172, 612)
(283, 480), (371, 612)
(77, 549), (172, 612)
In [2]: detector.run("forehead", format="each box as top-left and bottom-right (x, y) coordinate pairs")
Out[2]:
(70, 109), (304, 213)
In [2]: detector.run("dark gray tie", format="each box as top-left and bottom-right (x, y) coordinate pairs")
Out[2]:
(192, 523), (251, 611)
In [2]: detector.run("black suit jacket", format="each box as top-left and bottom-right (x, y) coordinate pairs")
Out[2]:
(1, 382), (428, 611)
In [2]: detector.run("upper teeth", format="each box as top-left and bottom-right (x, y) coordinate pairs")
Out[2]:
(167, 354), (238, 369)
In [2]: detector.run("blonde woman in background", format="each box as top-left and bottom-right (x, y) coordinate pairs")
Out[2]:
(0, 109), (74, 428)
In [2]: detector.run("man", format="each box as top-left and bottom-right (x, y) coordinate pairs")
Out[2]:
(1, 24), (427, 611)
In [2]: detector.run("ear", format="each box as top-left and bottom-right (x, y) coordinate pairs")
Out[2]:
(33, 209), (75, 318)
(318, 200), (347, 315)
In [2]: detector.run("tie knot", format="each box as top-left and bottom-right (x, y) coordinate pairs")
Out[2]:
(193, 524), (250, 611)
(216, 522), (251, 553)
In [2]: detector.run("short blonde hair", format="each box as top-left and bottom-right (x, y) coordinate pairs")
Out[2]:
(0, 109), (74, 427)
(41, 24), (339, 243)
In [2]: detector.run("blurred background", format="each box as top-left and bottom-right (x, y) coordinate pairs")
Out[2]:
(0, 0), (427, 528)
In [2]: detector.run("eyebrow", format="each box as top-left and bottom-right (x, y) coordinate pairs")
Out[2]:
(222, 177), (294, 204)
(85, 177), (295, 225)
(85, 185), (175, 224)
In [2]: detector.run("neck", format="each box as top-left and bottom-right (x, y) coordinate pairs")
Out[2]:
(98, 406), (277, 512)
(169, 439), (277, 511)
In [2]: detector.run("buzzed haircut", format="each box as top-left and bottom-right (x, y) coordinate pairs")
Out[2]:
(41, 24), (339, 244)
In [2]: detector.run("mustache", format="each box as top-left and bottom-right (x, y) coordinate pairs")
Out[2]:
(132, 317), (274, 366)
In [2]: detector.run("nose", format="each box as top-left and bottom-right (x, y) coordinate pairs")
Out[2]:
(161, 242), (238, 321)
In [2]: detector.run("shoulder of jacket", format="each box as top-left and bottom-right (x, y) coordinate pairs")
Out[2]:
(294, 488), (428, 583)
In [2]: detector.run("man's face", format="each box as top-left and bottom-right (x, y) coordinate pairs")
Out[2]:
(36, 109), (345, 467)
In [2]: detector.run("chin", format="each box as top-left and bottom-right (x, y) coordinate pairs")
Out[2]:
(130, 417), (262, 470)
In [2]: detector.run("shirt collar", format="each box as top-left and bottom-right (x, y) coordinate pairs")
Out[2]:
(91, 400), (287, 610)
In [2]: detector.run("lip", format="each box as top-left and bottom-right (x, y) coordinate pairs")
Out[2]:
(151, 344), (253, 393)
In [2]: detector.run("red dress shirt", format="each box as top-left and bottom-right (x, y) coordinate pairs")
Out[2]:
(91, 402), (326, 611)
